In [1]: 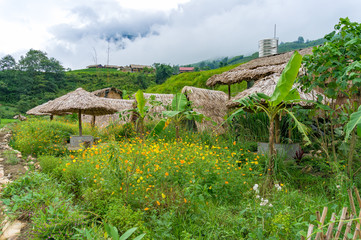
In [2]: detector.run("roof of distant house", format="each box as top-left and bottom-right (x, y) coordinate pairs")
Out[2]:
(179, 67), (195, 71)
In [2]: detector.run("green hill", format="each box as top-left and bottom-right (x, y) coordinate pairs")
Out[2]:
(146, 64), (247, 96)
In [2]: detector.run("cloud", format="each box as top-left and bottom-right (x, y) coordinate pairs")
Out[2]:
(2, 0), (361, 69)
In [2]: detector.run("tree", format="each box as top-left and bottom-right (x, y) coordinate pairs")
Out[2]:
(18, 49), (64, 73)
(297, 36), (304, 44)
(299, 17), (361, 175)
(154, 63), (173, 84)
(0, 55), (16, 71)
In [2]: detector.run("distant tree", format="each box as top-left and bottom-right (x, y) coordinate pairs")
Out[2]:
(154, 63), (173, 84)
(297, 36), (304, 44)
(0, 55), (16, 71)
(18, 49), (64, 73)
(219, 57), (228, 68)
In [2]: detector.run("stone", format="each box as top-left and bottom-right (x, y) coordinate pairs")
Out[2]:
(0, 220), (26, 240)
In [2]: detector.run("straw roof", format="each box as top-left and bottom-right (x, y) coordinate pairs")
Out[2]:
(26, 101), (53, 116)
(206, 47), (313, 87)
(226, 73), (327, 109)
(181, 86), (228, 133)
(39, 88), (118, 115)
(82, 99), (135, 128)
(92, 87), (123, 99)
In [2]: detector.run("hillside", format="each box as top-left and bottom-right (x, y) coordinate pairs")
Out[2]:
(146, 64), (247, 96)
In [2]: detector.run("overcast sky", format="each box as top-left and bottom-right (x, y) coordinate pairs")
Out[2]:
(0, 0), (360, 70)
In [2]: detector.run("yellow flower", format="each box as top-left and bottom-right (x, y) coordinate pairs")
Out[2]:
(162, 193), (166, 199)
(156, 201), (160, 206)
(225, 181), (229, 184)
(184, 198), (187, 203)
(144, 207), (149, 211)
(209, 186), (212, 190)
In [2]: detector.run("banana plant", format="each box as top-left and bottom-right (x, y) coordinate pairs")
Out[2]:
(229, 51), (310, 177)
(125, 90), (149, 138)
(344, 105), (361, 141)
(150, 93), (210, 141)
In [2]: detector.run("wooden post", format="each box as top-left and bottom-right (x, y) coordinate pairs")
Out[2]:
(78, 109), (82, 136)
(91, 115), (96, 128)
(50, 115), (54, 121)
(228, 84), (231, 100)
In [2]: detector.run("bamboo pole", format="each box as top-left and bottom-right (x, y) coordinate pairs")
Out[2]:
(335, 207), (348, 239)
(343, 214), (354, 240)
(326, 213), (336, 240)
(352, 210), (361, 240)
(307, 224), (314, 240)
(348, 189), (357, 216)
(315, 207), (328, 240)
(354, 187), (361, 208)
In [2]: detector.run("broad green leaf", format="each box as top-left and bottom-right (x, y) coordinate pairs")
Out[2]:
(172, 93), (188, 111)
(133, 233), (146, 240)
(227, 108), (246, 122)
(285, 109), (311, 145)
(119, 227), (138, 240)
(357, 125), (361, 137)
(149, 119), (167, 137)
(270, 51), (302, 106)
(255, 92), (270, 100)
(163, 111), (181, 118)
(344, 105), (361, 142)
(283, 88), (300, 102)
(135, 90), (147, 118)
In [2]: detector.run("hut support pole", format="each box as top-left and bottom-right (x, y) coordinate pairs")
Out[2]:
(78, 109), (82, 136)
(228, 85), (231, 100)
(50, 115), (54, 121)
(91, 115), (96, 128)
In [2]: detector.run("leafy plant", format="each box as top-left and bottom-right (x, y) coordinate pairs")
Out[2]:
(150, 93), (210, 140)
(229, 51), (310, 179)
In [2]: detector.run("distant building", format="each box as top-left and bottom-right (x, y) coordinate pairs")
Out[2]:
(130, 64), (154, 73)
(87, 64), (103, 68)
(179, 67), (195, 73)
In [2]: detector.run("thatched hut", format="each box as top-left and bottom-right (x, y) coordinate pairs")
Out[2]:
(206, 47), (313, 99)
(134, 93), (174, 120)
(26, 100), (70, 120)
(83, 99), (135, 128)
(39, 88), (118, 136)
(226, 73), (326, 109)
(181, 86), (228, 133)
(92, 87), (123, 99)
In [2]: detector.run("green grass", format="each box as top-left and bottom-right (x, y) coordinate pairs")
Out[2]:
(146, 63), (246, 95)
(0, 119), (18, 128)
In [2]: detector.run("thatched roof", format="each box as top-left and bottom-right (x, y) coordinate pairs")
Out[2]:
(92, 87), (123, 99)
(206, 47), (313, 87)
(226, 73), (327, 109)
(26, 101), (71, 116)
(27, 101), (53, 116)
(181, 86), (228, 133)
(39, 88), (118, 116)
(82, 99), (135, 128)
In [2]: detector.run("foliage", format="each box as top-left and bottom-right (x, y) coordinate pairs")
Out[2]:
(1, 172), (88, 239)
(154, 63), (174, 84)
(150, 93), (209, 140)
(299, 17), (361, 175)
(11, 118), (94, 156)
(146, 64), (243, 94)
(230, 51), (309, 178)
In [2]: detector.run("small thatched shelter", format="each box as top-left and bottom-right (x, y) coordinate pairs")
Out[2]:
(206, 48), (313, 99)
(40, 88), (118, 135)
(92, 87), (123, 99)
(181, 86), (228, 133)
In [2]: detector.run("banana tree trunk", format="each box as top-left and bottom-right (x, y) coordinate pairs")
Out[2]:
(268, 116), (276, 176)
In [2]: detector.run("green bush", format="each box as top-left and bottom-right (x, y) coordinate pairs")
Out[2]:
(11, 119), (94, 156)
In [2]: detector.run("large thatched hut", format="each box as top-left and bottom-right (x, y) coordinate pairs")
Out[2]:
(181, 86), (228, 133)
(206, 47), (313, 99)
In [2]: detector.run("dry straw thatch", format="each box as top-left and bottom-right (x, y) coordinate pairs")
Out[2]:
(226, 73), (327, 109)
(181, 86), (228, 133)
(206, 47), (313, 87)
(39, 88), (118, 135)
(83, 99), (135, 128)
(40, 88), (118, 116)
(26, 101), (53, 116)
(92, 87), (123, 99)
